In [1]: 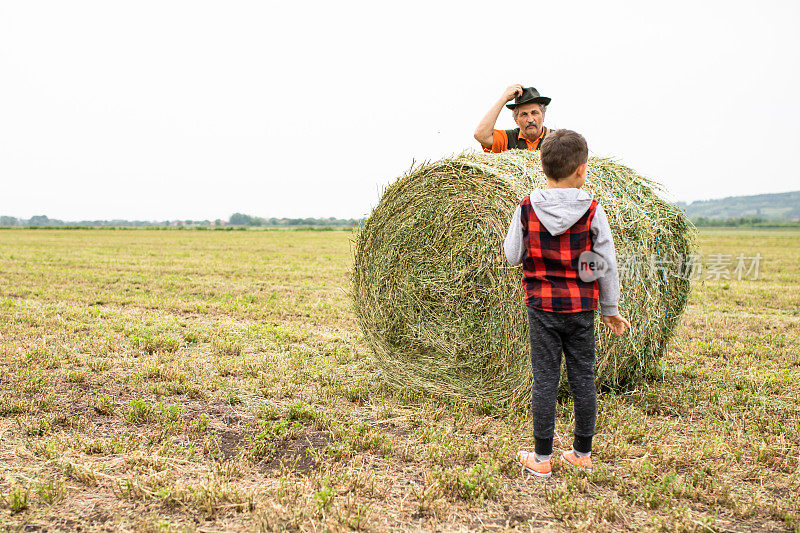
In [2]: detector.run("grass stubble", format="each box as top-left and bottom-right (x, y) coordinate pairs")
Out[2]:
(0, 227), (797, 531)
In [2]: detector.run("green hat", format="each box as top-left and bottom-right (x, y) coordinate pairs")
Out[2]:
(506, 87), (551, 110)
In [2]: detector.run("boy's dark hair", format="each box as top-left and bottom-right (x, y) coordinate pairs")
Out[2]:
(540, 129), (589, 181)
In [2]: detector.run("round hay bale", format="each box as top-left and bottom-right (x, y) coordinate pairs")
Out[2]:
(351, 150), (695, 409)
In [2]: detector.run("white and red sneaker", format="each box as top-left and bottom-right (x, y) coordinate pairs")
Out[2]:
(561, 448), (593, 473)
(517, 450), (552, 478)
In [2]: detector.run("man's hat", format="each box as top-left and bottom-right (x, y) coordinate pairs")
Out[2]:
(506, 87), (551, 110)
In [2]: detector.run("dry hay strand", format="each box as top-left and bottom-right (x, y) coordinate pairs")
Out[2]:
(351, 150), (695, 410)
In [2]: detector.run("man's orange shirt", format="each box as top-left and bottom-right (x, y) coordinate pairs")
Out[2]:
(482, 127), (549, 153)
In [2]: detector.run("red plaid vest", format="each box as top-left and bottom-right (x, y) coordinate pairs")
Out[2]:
(520, 196), (599, 312)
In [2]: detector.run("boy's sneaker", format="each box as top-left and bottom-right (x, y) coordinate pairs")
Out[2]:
(561, 449), (593, 473)
(517, 450), (551, 478)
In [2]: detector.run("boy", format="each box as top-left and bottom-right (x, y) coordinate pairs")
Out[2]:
(503, 129), (630, 478)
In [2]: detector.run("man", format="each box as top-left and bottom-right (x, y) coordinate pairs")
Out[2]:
(474, 85), (553, 153)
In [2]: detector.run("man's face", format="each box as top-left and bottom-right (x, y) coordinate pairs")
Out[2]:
(514, 103), (544, 138)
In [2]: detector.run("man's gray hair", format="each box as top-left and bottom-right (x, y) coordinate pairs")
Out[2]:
(512, 103), (547, 120)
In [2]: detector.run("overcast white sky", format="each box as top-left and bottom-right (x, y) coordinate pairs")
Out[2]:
(1, 0), (798, 221)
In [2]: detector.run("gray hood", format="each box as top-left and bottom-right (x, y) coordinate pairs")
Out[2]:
(530, 188), (594, 236)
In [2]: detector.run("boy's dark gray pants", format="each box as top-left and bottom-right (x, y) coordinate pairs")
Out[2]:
(527, 306), (597, 455)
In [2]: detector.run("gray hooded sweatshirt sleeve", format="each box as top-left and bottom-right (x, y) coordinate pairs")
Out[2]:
(503, 188), (620, 316)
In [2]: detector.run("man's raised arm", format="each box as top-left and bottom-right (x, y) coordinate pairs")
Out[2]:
(474, 84), (523, 149)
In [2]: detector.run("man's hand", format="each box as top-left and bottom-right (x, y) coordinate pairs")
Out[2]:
(602, 314), (631, 336)
(502, 84), (524, 103)
(474, 84), (524, 149)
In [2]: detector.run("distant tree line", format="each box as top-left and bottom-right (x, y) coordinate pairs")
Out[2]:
(691, 216), (800, 227)
(6, 213), (799, 229)
(0, 214), (363, 228)
(227, 213), (361, 227)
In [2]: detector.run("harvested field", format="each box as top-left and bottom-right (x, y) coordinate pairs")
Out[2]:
(0, 227), (798, 531)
